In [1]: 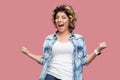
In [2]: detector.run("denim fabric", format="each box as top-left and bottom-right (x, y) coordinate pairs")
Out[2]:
(39, 32), (88, 80)
(45, 74), (61, 80)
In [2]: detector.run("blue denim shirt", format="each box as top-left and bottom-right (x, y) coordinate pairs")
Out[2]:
(39, 32), (88, 80)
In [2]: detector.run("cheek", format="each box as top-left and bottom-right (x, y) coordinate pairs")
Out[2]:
(64, 20), (69, 25)
(55, 20), (59, 24)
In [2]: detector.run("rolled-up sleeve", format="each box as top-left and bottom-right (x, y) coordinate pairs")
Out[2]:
(38, 38), (47, 65)
(78, 37), (89, 66)
(39, 56), (44, 65)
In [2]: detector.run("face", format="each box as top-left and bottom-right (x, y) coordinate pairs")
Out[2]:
(55, 12), (70, 33)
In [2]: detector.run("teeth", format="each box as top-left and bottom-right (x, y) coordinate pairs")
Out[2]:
(58, 24), (64, 27)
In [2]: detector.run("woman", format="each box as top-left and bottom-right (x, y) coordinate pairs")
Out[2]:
(20, 4), (107, 80)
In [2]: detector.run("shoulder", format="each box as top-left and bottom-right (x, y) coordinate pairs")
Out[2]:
(43, 34), (55, 45)
(74, 33), (84, 39)
(45, 34), (55, 40)
(73, 33), (86, 45)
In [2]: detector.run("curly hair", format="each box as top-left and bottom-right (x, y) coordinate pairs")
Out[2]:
(52, 4), (77, 32)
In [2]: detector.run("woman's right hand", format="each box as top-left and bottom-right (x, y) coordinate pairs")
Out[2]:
(20, 46), (41, 63)
(20, 46), (29, 55)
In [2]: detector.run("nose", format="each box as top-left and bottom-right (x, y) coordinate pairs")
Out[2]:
(58, 17), (62, 22)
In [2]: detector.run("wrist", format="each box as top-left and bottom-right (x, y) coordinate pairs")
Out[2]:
(94, 49), (101, 55)
(24, 50), (30, 55)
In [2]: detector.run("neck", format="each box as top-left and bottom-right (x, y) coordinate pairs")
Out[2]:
(57, 30), (71, 37)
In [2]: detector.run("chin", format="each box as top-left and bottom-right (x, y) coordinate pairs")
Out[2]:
(58, 30), (64, 33)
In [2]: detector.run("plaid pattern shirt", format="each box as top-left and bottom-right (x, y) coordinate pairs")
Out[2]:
(39, 32), (88, 80)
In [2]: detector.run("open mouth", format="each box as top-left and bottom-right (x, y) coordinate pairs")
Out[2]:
(58, 24), (64, 27)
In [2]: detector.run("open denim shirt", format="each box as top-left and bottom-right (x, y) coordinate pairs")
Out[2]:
(39, 32), (88, 80)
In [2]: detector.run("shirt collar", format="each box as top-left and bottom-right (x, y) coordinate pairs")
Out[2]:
(53, 31), (75, 40)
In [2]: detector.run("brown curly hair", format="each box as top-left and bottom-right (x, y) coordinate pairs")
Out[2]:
(52, 4), (77, 32)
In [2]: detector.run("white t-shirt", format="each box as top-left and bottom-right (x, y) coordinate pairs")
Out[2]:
(47, 41), (74, 80)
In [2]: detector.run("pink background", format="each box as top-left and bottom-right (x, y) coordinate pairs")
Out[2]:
(0, 0), (120, 80)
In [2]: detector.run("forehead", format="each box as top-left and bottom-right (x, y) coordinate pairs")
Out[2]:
(56, 11), (68, 16)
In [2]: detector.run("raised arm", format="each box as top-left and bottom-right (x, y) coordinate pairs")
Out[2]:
(20, 46), (41, 63)
(86, 42), (107, 63)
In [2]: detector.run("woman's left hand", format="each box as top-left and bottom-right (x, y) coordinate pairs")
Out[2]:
(96, 42), (107, 52)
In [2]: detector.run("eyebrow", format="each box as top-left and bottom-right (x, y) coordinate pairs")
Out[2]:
(56, 14), (68, 17)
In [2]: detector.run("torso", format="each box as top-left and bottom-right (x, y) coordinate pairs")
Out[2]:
(47, 40), (74, 80)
